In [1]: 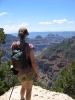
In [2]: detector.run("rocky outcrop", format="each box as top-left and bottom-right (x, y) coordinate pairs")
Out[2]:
(57, 62), (66, 68)
(42, 55), (49, 59)
(56, 49), (64, 53)
(38, 60), (46, 68)
(0, 86), (74, 100)
(49, 55), (60, 61)
(35, 35), (43, 39)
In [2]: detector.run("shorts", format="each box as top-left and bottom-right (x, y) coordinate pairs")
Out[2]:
(18, 71), (36, 82)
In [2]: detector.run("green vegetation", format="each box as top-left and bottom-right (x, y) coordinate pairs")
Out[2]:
(0, 61), (19, 95)
(52, 61), (75, 99)
(0, 28), (19, 95)
(0, 28), (6, 44)
(0, 28), (7, 63)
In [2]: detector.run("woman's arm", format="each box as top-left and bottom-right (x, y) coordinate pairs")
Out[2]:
(30, 49), (38, 80)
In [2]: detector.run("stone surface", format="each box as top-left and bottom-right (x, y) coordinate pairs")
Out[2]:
(0, 85), (74, 100)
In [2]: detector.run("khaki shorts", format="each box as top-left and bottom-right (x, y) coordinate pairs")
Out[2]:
(18, 71), (36, 82)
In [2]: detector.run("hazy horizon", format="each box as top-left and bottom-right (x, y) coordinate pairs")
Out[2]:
(6, 31), (75, 38)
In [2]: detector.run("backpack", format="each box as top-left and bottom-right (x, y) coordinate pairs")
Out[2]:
(11, 42), (31, 72)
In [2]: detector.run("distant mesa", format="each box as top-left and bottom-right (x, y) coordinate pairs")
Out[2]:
(47, 33), (55, 37)
(35, 35), (43, 39)
(47, 33), (59, 37)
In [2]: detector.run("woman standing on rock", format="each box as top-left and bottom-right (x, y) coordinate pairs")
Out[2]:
(11, 27), (38, 100)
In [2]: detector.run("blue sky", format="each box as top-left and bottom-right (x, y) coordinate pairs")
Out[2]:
(0, 0), (75, 33)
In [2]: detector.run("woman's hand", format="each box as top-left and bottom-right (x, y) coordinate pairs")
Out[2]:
(35, 72), (38, 81)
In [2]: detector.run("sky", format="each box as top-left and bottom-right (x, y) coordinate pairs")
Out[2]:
(0, 0), (75, 33)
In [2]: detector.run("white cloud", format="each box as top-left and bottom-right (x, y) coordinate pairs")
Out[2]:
(39, 22), (52, 25)
(0, 12), (7, 16)
(53, 18), (68, 24)
(18, 23), (29, 27)
(39, 19), (69, 25)
(5, 25), (10, 28)
(68, 21), (74, 24)
(4, 23), (29, 33)
(39, 19), (74, 25)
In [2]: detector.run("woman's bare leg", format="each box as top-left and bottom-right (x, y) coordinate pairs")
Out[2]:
(25, 80), (33, 100)
(20, 81), (26, 99)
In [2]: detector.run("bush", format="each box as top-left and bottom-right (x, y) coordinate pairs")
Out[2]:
(0, 61), (19, 95)
(52, 61), (75, 99)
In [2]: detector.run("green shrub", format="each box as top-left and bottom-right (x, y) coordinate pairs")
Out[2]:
(0, 61), (19, 95)
(52, 61), (75, 99)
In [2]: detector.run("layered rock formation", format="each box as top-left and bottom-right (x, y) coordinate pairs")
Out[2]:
(0, 33), (64, 62)
(36, 36), (75, 87)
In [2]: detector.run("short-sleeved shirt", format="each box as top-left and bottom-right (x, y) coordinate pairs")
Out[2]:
(11, 40), (35, 76)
